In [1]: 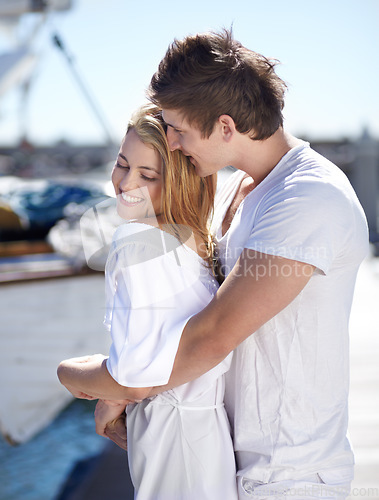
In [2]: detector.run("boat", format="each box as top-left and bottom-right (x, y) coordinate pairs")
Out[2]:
(0, 179), (121, 444)
(0, 181), (121, 444)
(0, 271), (112, 445)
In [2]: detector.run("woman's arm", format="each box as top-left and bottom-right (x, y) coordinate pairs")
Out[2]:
(57, 354), (152, 401)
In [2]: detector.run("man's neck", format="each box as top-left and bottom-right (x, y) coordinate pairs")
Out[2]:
(234, 128), (302, 186)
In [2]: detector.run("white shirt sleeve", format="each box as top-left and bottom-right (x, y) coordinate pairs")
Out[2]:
(244, 180), (355, 274)
(105, 223), (214, 387)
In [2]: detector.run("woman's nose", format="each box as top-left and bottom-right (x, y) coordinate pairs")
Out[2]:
(118, 170), (138, 192)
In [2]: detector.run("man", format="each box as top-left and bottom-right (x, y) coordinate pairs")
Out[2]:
(147, 29), (368, 498)
(64, 30), (368, 499)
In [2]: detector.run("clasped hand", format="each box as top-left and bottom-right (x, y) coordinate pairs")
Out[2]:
(57, 353), (131, 450)
(94, 399), (129, 451)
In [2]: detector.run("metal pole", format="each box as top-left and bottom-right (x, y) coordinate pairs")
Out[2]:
(52, 33), (115, 146)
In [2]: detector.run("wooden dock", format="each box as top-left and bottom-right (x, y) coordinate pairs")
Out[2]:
(0, 240), (96, 283)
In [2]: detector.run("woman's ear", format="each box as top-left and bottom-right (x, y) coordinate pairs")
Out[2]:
(218, 115), (236, 142)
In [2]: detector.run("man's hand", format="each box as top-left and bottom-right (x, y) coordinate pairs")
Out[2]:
(95, 399), (128, 451)
(64, 383), (97, 400)
(104, 413), (128, 451)
(57, 354), (107, 399)
(57, 354), (152, 401)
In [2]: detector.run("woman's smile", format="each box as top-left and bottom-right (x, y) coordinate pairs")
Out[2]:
(120, 191), (145, 206)
(112, 129), (163, 220)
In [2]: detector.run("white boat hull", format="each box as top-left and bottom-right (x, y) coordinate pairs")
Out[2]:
(0, 273), (110, 444)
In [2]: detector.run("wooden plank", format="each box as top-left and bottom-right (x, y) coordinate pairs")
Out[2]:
(0, 252), (96, 283)
(0, 240), (54, 257)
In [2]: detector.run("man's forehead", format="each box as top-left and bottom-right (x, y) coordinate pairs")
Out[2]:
(161, 109), (186, 128)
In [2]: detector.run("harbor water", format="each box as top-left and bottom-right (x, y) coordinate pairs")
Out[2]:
(0, 399), (106, 500)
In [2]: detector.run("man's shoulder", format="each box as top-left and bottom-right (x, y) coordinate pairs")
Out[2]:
(270, 145), (354, 201)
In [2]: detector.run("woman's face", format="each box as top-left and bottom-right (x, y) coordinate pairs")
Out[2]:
(112, 129), (163, 221)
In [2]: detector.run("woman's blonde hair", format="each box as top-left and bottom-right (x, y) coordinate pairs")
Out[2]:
(126, 104), (218, 274)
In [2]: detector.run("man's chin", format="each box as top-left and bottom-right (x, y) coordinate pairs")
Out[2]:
(189, 158), (203, 175)
(193, 163), (217, 178)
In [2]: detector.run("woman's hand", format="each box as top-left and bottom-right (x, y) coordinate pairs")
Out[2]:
(95, 399), (128, 450)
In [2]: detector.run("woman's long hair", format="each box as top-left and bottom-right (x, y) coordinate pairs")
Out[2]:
(127, 104), (219, 276)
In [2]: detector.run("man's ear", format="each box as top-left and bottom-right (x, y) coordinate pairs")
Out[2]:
(218, 115), (236, 142)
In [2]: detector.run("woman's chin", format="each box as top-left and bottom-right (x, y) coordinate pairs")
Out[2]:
(116, 205), (159, 223)
(117, 200), (143, 221)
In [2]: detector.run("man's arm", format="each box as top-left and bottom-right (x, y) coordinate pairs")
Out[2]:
(57, 354), (152, 401)
(75, 251), (313, 399)
(94, 249), (314, 449)
(151, 250), (315, 393)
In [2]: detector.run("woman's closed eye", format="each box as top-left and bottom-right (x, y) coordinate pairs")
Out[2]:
(115, 162), (129, 170)
(140, 173), (159, 182)
(115, 163), (157, 182)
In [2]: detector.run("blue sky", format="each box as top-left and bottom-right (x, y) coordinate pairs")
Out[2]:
(0, 0), (378, 146)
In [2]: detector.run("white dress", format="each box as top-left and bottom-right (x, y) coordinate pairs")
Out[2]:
(104, 222), (237, 500)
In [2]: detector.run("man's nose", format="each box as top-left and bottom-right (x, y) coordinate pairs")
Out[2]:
(167, 127), (180, 152)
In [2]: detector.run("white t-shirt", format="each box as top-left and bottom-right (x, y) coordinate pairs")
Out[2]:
(211, 142), (369, 484)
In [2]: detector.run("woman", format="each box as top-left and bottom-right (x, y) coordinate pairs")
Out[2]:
(57, 105), (237, 499)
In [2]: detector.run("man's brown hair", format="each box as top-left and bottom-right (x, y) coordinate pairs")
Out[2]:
(148, 29), (287, 140)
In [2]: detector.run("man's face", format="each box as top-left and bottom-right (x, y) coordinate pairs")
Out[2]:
(162, 109), (229, 177)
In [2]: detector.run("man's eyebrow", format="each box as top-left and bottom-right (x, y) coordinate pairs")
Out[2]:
(164, 121), (182, 131)
(117, 153), (160, 174)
